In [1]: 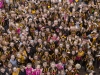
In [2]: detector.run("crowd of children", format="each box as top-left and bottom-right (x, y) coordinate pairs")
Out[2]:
(0, 0), (100, 75)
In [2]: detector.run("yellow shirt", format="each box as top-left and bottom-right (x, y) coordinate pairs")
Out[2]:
(78, 51), (84, 57)
(75, 0), (78, 2)
(12, 68), (19, 75)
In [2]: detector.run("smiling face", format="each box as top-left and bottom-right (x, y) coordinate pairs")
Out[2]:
(43, 62), (47, 67)
(36, 65), (41, 69)
(44, 51), (49, 56)
(51, 62), (56, 68)
(0, 68), (5, 73)
(55, 49), (58, 54)
(27, 63), (32, 69)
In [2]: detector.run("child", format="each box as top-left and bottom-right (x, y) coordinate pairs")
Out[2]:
(66, 66), (73, 75)
(42, 61), (49, 75)
(33, 64), (42, 75)
(86, 61), (94, 73)
(42, 51), (51, 63)
(0, 0), (4, 9)
(56, 62), (64, 71)
(49, 62), (58, 75)
(19, 66), (26, 75)
(60, 52), (69, 64)
(12, 67), (20, 75)
(25, 63), (33, 75)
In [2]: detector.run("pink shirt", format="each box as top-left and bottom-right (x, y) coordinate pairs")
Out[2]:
(16, 28), (21, 34)
(32, 69), (41, 75)
(56, 64), (64, 70)
(51, 36), (59, 41)
(69, 0), (73, 4)
(26, 68), (33, 75)
(0, 0), (3, 8)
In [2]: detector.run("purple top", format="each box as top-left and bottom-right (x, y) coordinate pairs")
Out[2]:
(0, 0), (3, 8)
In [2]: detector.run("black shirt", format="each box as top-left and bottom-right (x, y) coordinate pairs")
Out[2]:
(19, 70), (26, 75)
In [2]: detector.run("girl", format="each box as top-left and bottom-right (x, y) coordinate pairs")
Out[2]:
(26, 63), (34, 75)
(49, 62), (58, 75)
(0, 0), (4, 9)
(33, 64), (42, 75)
(19, 66), (26, 75)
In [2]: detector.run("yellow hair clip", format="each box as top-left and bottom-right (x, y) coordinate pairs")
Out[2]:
(48, 6), (50, 8)
(32, 10), (36, 14)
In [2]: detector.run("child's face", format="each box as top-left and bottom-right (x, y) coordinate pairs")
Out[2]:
(37, 48), (41, 52)
(11, 55), (15, 60)
(44, 41), (47, 45)
(61, 70), (65, 75)
(55, 49), (58, 54)
(45, 52), (49, 56)
(72, 51), (75, 55)
(59, 44), (63, 48)
(42, 32), (45, 37)
(47, 72), (50, 75)
(68, 66), (72, 71)
(50, 39), (53, 43)
(62, 53), (66, 57)
(1, 68), (5, 73)
(13, 67), (17, 72)
(8, 63), (12, 68)
(51, 63), (55, 68)
(10, 42), (14, 47)
(87, 51), (91, 55)
(34, 56), (38, 60)
(66, 45), (69, 49)
(43, 62), (47, 67)
(36, 65), (40, 69)
(89, 62), (92, 66)
(74, 41), (77, 46)
(21, 68), (24, 71)
(58, 62), (62, 66)
(27, 64), (32, 68)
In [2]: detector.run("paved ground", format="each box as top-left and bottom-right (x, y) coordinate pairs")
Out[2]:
(79, 68), (100, 75)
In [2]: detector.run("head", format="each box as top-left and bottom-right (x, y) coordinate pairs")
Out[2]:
(43, 61), (47, 67)
(10, 42), (14, 47)
(36, 64), (41, 69)
(38, 39), (42, 43)
(68, 66), (72, 71)
(55, 49), (59, 54)
(13, 67), (18, 72)
(11, 55), (15, 60)
(87, 50), (91, 55)
(0, 67), (5, 73)
(61, 70), (65, 75)
(66, 44), (70, 49)
(27, 63), (32, 68)
(50, 39), (53, 43)
(20, 66), (24, 71)
(62, 52), (66, 57)
(44, 51), (49, 56)
(37, 48), (42, 52)
(89, 61), (93, 66)
(59, 43), (63, 48)
(44, 41), (47, 45)
(8, 63), (12, 68)
(53, 33), (57, 38)
(72, 50), (75, 55)
(34, 55), (38, 60)
(51, 62), (56, 68)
